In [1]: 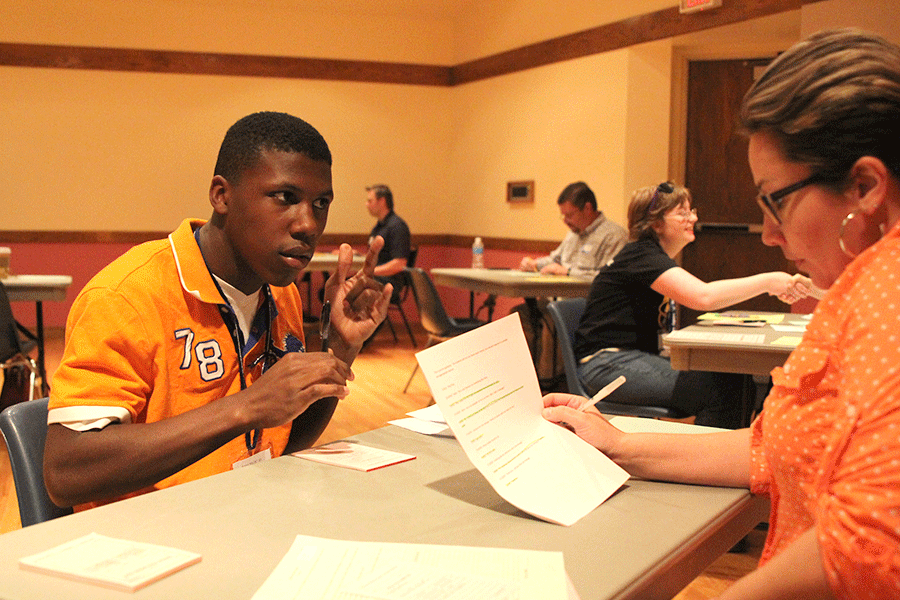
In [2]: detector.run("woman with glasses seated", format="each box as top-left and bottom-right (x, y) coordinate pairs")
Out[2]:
(573, 181), (809, 428)
(547, 28), (900, 598)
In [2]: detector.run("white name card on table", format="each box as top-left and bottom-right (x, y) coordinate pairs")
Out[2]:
(388, 404), (452, 436)
(664, 329), (766, 345)
(293, 441), (415, 471)
(414, 313), (629, 526)
(19, 532), (201, 592)
(253, 534), (568, 600)
(388, 416), (452, 436)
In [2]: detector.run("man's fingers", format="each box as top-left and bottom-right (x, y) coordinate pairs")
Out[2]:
(335, 243), (355, 283)
(345, 284), (391, 319)
(362, 236), (385, 276)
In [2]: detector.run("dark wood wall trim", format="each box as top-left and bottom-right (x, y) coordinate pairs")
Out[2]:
(0, 231), (558, 253)
(0, 231), (167, 244)
(2, 0), (825, 245)
(1, 0), (823, 86)
(0, 43), (453, 86)
(454, 0), (815, 84)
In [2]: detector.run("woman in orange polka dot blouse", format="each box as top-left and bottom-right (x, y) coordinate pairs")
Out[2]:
(543, 28), (900, 599)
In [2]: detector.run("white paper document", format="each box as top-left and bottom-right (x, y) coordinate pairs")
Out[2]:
(407, 404), (447, 423)
(19, 533), (201, 592)
(414, 314), (629, 526)
(389, 404), (452, 436)
(388, 417), (452, 436)
(252, 534), (568, 600)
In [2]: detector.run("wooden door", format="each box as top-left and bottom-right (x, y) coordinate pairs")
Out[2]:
(680, 59), (798, 326)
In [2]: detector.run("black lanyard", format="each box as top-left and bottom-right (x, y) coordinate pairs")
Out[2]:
(231, 294), (274, 454)
(195, 227), (268, 454)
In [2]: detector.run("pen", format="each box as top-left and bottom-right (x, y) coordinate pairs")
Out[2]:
(319, 301), (332, 352)
(579, 375), (626, 412)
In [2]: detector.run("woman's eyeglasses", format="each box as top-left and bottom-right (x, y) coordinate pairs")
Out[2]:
(668, 208), (697, 223)
(756, 174), (821, 224)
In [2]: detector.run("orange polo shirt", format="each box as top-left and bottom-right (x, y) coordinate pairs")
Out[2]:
(50, 219), (306, 507)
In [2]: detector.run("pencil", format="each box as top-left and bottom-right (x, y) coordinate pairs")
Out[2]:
(579, 375), (626, 412)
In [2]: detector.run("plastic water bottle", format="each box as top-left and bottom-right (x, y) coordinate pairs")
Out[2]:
(471, 237), (485, 269)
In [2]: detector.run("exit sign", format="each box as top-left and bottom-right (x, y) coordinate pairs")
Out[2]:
(680, 0), (722, 13)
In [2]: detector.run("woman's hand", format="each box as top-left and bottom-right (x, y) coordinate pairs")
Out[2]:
(541, 393), (625, 453)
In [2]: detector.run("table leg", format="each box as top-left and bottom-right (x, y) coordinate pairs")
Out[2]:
(469, 293), (497, 321)
(524, 298), (542, 363)
(483, 295), (496, 321)
(35, 300), (49, 397)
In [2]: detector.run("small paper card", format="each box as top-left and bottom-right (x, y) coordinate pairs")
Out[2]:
(293, 441), (416, 471)
(19, 533), (201, 592)
(697, 311), (785, 325)
(388, 417), (452, 436)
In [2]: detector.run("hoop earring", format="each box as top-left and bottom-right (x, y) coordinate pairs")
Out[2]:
(839, 210), (862, 259)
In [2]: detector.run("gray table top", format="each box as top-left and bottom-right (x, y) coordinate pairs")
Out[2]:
(0, 423), (767, 600)
(3, 274), (72, 302)
(430, 268), (592, 299)
(664, 311), (806, 375)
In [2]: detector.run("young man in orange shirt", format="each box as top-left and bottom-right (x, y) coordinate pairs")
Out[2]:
(45, 112), (391, 509)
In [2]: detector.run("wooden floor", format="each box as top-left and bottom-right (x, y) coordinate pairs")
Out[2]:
(0, 323), (761, 597)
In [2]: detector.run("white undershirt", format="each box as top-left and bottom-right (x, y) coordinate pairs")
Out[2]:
(213, 275), (261, 347)
(49, 277), (262, 431)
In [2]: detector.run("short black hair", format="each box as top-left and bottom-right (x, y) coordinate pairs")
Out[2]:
(557, 181), (597, 211)
(214, 112), (332, 184)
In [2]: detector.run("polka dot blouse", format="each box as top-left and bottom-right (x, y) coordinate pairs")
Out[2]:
(749, 220), (900, 599)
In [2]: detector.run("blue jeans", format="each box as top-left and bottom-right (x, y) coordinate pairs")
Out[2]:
(577, 349), (745, 428)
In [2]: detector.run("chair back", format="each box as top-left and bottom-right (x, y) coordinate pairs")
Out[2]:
(0, 398), (73, 526)
(402, 267), (486, 392)
(546, 298), (589, 397)
(546, 298), (680, 418)
(406, 267), (456, 338)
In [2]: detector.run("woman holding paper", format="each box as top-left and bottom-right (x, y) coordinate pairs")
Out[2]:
(545, 29), (900, 599)
(574, 181), (809, 428)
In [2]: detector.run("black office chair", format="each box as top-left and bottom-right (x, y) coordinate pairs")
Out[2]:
(0, 398), (73, 527)
(403, 267), (487, 392)
(547, 298), (682, 418)
(383, 247), (419, 347)
(0, 280), (40, 409)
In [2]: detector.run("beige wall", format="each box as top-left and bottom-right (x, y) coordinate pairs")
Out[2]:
(449, 50), (634, 237)
(0, 66), (455, 235)
(2, 0), (456, 63)
(623, 41), (673, 220)
(2, 0), (899, 240)
(801, 0), (899, 42)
